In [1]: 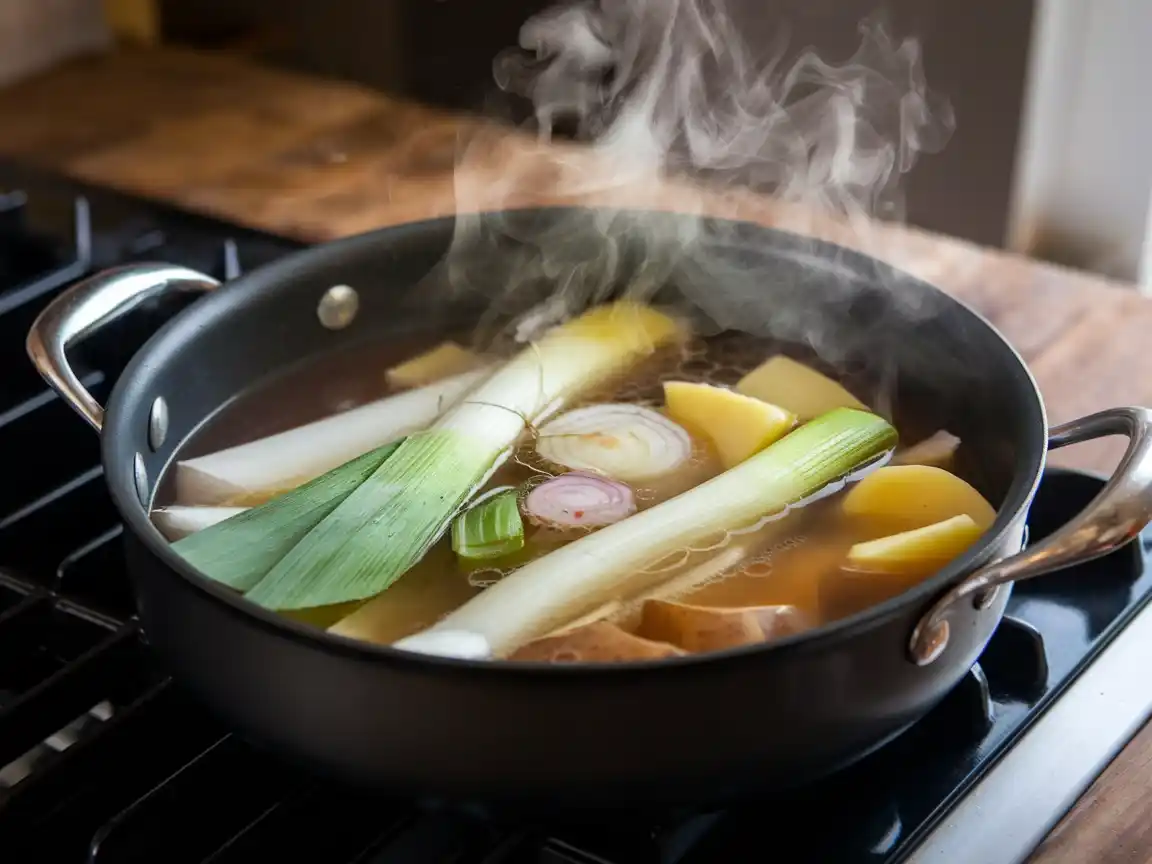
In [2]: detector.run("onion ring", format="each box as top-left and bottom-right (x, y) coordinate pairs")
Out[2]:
(535, 403), (692, 482)
(524, 472), (637, 529)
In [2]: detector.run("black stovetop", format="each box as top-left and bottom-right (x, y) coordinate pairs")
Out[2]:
(0, 161), (1149, 864)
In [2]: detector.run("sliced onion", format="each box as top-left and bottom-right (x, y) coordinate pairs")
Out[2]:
(535, 403), (691, 482)
(525, 472), (636, 529)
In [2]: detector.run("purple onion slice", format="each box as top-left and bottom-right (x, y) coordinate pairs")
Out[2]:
(525, 472), (637, 529)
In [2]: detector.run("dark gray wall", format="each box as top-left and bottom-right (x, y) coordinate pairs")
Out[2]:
(162, 0), (1034, 248)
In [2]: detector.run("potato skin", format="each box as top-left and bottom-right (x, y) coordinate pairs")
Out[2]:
(510, 621), (685, 663)
(637, 599), (808, 653)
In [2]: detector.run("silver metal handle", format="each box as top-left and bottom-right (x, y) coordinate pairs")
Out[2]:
(909, 406), (1152, 665)
(26, 264), (219, 433)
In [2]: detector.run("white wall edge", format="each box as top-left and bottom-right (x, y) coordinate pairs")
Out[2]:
(1007, 0), (1152, 291)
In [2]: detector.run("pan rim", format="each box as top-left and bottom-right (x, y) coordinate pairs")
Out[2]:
(102, 207), (1049, 677)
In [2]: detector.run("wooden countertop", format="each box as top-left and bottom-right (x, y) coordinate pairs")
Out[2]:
(0, 48), (1149, 862)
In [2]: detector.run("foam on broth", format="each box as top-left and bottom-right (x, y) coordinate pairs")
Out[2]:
(156, 329), (988, 654)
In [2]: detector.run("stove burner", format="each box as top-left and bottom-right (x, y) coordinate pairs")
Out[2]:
(982, 616), (1050, 702)
(925, 663), (995, 742)
(0, 160), (1150, 864)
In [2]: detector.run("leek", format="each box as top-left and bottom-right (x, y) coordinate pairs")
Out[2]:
(397, 408), (897, 657)
(451, 491), (525, 561)
(245, 302), (683, 610)
(538, 543), (755, 639)
(625, 538), (760, 609)
(175, 367), (491, 505)
(152, 505), (247, 541)
(173, 439), (404, 591)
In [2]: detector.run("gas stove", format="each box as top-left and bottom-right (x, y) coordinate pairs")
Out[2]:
(2, 160), (1151, 864)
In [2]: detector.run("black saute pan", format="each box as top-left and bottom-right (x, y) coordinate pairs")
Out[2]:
(25, 210), (1152, 810)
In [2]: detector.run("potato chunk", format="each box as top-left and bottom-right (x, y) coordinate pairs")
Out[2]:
(663, 381), (795, 468)
(735, 356), (867, 420)
(385, 341), (486, 389)
(846, 514), (984, 576)
(636, 599), (809, 653)
(509, 621), (685, 663)
(841, 464), (996, 531)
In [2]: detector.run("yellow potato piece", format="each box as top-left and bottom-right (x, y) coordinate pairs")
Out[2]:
(328, 545), (476, 644)
(636, 599), (809, 653)
(841, 464), (997, 531)
(385, 341), (486, 389)
(735, 355), (867, 420)
(509, 621), (685, 663)
(559, 301), (685, 350)
(846, 514), (984, 577)
(663, 381), (796, 469)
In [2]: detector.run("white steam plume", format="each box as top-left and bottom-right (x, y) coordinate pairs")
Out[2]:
(433, 0), (955, 370)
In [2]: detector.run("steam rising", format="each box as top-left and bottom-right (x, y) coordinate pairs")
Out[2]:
(437, 0), (955, 369)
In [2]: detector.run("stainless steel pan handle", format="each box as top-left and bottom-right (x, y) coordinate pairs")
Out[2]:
(26, 264), (219, 433)
(909, 407), (1152, 665)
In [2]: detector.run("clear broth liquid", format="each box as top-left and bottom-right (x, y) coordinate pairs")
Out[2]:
(158, 330), (975, 651)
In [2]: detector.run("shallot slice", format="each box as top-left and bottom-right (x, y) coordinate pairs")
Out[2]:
(525, 472), (637, 529)
(535, 403), (692, 482)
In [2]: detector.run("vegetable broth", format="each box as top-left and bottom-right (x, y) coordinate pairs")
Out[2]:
(156, 317), (996, 662)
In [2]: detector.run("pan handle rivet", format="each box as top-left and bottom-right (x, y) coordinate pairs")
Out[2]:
(133, 452), (149, 507)
(148, 397), (169, 451)
(909, 619), (950, 666)
(318, 285), (359, 330)
(973, 585), (1000, 610)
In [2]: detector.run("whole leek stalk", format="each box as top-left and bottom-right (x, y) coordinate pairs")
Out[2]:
(175, 367), (491, 506)
(244, 302), (684, 610)
(396, 408), (897, 657)
(153, 505), (247, 541)
(173, 439), (404, 591)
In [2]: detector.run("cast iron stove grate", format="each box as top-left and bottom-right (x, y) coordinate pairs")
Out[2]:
(0, 161), (1149, 864)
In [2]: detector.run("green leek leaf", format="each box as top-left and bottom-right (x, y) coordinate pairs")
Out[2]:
(451, 491), (525, 561)
(172, 438), (404, 591)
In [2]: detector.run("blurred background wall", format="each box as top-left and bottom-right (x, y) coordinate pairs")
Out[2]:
(156, 0), (1036, 250)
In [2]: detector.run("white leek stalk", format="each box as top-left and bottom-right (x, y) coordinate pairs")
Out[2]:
(396, 408), (896, 657)
(539, 536), (767, 639)
(244, 302), (684, 610)
(152, 506), (247, 540)
(626, 538), (760, 608)
(175, 367), (492, 505)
